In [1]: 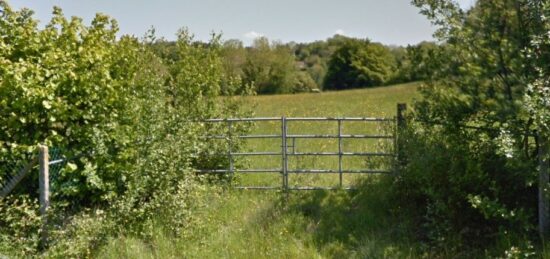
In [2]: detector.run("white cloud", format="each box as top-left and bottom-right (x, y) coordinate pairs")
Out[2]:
(243, 31), (263, 39)
(335, 29), (346, 35)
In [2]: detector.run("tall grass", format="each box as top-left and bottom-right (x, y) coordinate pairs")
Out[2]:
(99, 180), (423, 258)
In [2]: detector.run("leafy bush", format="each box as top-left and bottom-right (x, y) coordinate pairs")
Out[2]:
(387, 0), (548, 255)
(0, 3), (146, 204)
(394, 121), (536, 254)
(0, 195), (41, 256)
(0, 2), (251, 256)
(45, 174), (217, 258)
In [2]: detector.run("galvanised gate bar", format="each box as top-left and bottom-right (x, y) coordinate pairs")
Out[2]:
(195, 116), (397, 191)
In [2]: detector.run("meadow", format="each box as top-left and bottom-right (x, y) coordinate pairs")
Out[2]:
(99, 82), (422, 258)
(247, 82), (418, 117)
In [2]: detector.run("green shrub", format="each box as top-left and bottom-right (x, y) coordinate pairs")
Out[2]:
(45, 173), (217, 258)
(393, 0), (547, 255)
(393, 120), (537, 255)
(293, 72), (318, 93)
(0, 195), (41, 256)
(0, 2), (251, 256)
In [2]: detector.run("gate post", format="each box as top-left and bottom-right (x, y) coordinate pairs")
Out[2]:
(281, 117), (288, 192)
(538, 133), (549, 238)
(396, 103), (407, 169)
(38, 145), (50, 249)
(397, 103), (407, 129)
(338, 119), (343, 187)
(227, 120), (234, 182)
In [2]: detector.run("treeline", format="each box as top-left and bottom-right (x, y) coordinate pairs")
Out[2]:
(149, 34), (438, 94)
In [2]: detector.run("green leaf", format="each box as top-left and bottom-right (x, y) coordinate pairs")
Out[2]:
(67, 162), (78, 171)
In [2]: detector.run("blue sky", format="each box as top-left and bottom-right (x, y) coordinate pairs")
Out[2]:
(9, 0), (475, 46)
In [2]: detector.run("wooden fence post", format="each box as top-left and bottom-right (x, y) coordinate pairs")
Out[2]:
(397, 103), (407, 129)
(38, 145), (50, 248)
(538, 133), (549, 238)
(396, 103), (407, 168)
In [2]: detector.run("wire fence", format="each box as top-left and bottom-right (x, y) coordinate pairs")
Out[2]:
(0, 146), (80, 198)
(47, 147), (68, 194)
(0, 147), (37, 197)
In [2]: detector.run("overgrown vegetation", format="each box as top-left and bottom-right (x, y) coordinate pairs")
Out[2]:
(2, 0), (550, 257)
(98, 84), (419, 258)
(0, 1), (250, 256)
(390, 0), (550, 256)
(98, 179), (421, 259)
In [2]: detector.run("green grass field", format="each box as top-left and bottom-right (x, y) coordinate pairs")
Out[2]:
(99, 82), (421, 258)
(248, 81), (418, 117)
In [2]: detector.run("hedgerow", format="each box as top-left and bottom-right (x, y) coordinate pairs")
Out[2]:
(0, 1), (251, 256)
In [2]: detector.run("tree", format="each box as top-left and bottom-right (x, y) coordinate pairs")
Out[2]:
(221, 39), (246, 79)
(393, 0), (544, 252)
(391, 41), (442, 83)
(242, 37), (298, 94)
(0, 1), (248, 206)
(524, 1), (550, 139)
(413, 0), (537, 125)
(0, 4), (142, 203)
(324, 39), (396, 90)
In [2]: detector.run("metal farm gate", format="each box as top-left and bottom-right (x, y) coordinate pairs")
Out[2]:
(195, 113), (402, 191)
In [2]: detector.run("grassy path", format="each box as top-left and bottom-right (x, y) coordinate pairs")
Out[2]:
(180, 191), (322, 258)
(101, 184), (417, 258)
